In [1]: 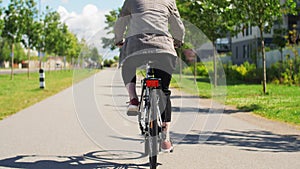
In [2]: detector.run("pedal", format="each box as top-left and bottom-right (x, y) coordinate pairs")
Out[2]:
(127, 111), (139, 116)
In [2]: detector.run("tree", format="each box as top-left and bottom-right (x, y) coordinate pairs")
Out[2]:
(177, 0), (238, 87)
(35, 5), (51, 69)
(56, 23), (68, 56)
(90, 47), (101, 63)
(0, 0), (4, 36)
(35, 18), (45, 68)
(14, 42), (26, 63)
(56, 23), (70, 69)
(0, 40), (11, 64)
(43, 8), (64, 70)
(0, 0), (8, 65)
(232, 0), (297, 94)
(78, 38), (90, 67)
(273, 24), (288, 63)
(0, 41), (26, 64)
(21, 0), (39, 78)
(65, 31), (80, 66)
(289, 24), (299, 63)
(2, 0), (26, 79)
(44, 8), (62, 56)
(102, 9), (120, 50)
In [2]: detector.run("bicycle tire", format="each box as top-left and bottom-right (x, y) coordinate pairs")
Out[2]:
(148, 89), (159, 169)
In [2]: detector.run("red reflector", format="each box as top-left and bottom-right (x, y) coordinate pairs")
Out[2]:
(146, 79), (159, 87)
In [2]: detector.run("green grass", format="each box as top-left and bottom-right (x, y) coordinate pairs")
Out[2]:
(171, 74), (300, 126)
(227, 84), (300, 125)
(171, 74), (212, 98)
(0, 69), (98, 120)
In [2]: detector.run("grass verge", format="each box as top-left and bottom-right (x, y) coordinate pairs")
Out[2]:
(0, 69), (98, 120)
(171, 74), (300, 126)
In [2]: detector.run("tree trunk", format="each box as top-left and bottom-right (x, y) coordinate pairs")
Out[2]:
(194, 52), (197, 84)
(38, 50), (41, 69)
(280, 48), (283, 79)
(280, 49), (283, 62)
(27, 47), (30, 79)
(11, 43), (14, 80)
(260, 30), (267, 94)
(213, 43), (217, 87)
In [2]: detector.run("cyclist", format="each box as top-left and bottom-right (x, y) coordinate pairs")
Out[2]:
(114, 0), (185, 152)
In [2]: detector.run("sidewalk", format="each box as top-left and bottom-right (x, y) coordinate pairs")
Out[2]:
(0, 68), (299, 169)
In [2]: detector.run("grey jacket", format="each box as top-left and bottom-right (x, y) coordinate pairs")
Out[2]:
(114, 0), (185, 65)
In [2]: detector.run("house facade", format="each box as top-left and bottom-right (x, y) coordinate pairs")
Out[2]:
(230, 0), (299, 65)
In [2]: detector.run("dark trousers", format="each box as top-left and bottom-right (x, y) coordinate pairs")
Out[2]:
(121, 54), (176, 122)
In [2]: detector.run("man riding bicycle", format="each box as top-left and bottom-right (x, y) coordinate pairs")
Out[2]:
(114, 0), (185, 152)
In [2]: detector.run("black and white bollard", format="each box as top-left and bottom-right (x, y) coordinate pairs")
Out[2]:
(39, 69), (45, 89)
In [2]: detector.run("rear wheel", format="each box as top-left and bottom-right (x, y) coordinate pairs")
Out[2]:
(148, 89), (159, 169)
(149, 120), (158, 169)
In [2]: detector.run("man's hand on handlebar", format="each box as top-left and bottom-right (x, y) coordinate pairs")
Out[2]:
(174, 39), (183, 48)
(115, 40), (124, 48)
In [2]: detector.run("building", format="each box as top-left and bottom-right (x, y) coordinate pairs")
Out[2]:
(230, 0), (299, 65)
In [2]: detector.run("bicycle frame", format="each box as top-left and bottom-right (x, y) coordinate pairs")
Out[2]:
(138, 63), (163, 134)
(137, 62), (163, 169)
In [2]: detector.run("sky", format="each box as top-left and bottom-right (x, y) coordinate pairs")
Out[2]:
(1, 0), (125, 58)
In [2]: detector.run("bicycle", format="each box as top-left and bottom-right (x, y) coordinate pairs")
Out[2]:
(127, 61), (171, 169)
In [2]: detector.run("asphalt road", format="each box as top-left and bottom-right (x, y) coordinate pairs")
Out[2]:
(0, 68), (299, 169)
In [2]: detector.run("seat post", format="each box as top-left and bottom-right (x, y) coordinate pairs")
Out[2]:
(146, 61), (155, 78)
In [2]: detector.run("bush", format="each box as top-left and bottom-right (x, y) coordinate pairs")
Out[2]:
(182, 66), (193, 75)
(224, 62), (259, 83)
(103, 59), (115, 67)
(182, 62), (208, 76)
(224, 57), (300, 85)
(268, 57), (300, 85)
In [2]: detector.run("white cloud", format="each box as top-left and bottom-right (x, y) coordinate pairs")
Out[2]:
(82, 4), (98, 16)
(61, 0), (69, 3)
(57, 4), (116, 57)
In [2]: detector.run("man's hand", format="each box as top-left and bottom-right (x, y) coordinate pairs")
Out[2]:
(115, 41), (124, 48)
(174, 39), (183, 48)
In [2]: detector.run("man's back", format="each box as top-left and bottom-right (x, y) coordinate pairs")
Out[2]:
(115, 0), (184, 44)
(123, 0), (173, 37)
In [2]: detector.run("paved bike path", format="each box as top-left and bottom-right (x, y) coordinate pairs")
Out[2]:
(0, 68), (299, 169)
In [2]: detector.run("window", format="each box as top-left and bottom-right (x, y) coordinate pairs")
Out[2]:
(243, 45), (249, 58)
(248, 45), (250, 58)
(246, 27), (249, 36)
(245, 23), (252, 36)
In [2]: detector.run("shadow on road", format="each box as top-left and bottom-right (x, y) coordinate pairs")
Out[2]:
(173, 129), (300, 153)
(0, 150), (151, 169)
(171, 106), (243, 114)
(171, 94), (247, 114)
(2, 132), (298, 169)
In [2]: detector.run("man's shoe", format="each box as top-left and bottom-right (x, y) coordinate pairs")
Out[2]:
(127, 98), (139, 116)
(161, 130), (173, 153)
(161, 139), (173, 153)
